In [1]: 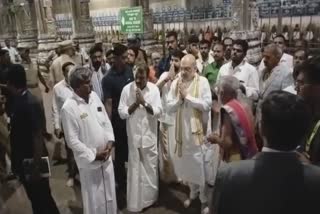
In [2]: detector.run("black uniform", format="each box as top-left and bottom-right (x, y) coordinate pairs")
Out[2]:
(102, 65), (134, 191)
(10, 90), (59, 214)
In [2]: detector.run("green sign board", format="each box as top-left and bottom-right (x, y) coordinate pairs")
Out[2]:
(120, 7), (144, 34)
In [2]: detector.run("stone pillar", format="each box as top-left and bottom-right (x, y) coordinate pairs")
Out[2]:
(35, 0), (58, 51)
(229, 0), (262, 65)
(0, 0), (17, 44)
(277, 0), (283, 34)
(13, 0), (38, 50)
(70, 0), (95, 47)
(231, 0), (251, 31)
(141, 0), (154, 44)
(135, 0), (157, 52)
(34, 0), (58, 74)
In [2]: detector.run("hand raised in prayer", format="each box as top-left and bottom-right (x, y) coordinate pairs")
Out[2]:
(136, 88), (145, 105)
(166, 64), (176, 82)
(179, 82), (187, 99)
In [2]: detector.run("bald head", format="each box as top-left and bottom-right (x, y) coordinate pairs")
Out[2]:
(181, 54), (196, 67)
(181, 54), (197, 81)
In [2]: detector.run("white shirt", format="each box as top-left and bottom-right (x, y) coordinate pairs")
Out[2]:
(217, 60), (260, 100)
(52, 79), (73, 130)
(293, 31), (300, 40)
(3, 46), (21, 64)
(86, 64), (108, 100)
(61, 91), (115, 169)
(118, 82), (162, 149)
(157, 72), (176, 125)
(305, 31), (314, 41)
(283, 32), (289, 41)
(197, 54), (215, 74)
(259, 53), (294, 72)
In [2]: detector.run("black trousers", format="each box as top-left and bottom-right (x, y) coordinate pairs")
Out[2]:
(114, 126), (128, 191)
(20, 176), (60, 214)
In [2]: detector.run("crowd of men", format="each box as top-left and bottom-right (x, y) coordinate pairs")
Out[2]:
(0, 28), (320, 214)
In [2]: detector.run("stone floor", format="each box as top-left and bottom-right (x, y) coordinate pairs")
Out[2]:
(0, 139), (203, 214)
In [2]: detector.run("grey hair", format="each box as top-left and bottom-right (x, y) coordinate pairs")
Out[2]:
(218, 76), (242, 98)
(68, 66), (92, 90)
(264, 44), (283, 59)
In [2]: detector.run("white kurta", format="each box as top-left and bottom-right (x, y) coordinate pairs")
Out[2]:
(157, 72), (178, 182)
(118, 82), (162, 212)
(85, 64), (108, 101)
(52, 79), (73, 130)
(61, 91), (117, 214)
(217, 60), (260, 101)
(167, 75), (212, 187)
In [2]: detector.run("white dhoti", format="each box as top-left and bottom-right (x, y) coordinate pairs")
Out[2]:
(159, 122), (177, 183)
(174, 142), (208, 204)
(174, 140), (205, 186)
(79, 158), (117, 214)
(127, 143), (158, 212)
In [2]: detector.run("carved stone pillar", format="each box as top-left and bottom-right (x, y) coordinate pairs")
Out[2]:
(0, 0), (17, 43)
(13, 0), (38, 49)
(70, 0), (95, 47)
(35, 0), (57, 51)
(231, 0), (251, 31)
(34, 0), (58, 73)
(229, 0), (262, 65)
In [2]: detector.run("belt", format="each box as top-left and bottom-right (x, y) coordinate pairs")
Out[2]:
(27, 83), (39, 88)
